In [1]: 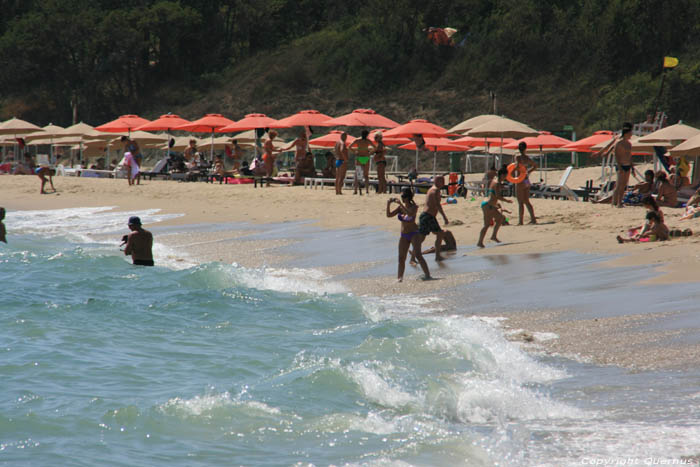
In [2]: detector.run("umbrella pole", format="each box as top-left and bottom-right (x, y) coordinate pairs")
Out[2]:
(432, 149), (436, 177)
(210, 130), (214, 163)
(415, 148), (419, 173)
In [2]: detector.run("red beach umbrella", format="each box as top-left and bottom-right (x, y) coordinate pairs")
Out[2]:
(399, 137), (464, 175)
(384, 119), (451, 171)
(135, 114), (191, 132)
(134, 114), (191, 158)
(368, 129), (410, 146)
(383, 119), (450, 138)
(452, 136), (516, 148)
(276, 110), (334, 128)
(176, 113), (235, 133)
(399, 137), (464, 152)
(561, 130), (615, 153)
(176, 114), (236, 161)
(95, 114), (151, 134)
(309, 130), (357, 148)
(218, 114), (289, 159)
(503, 131), (572, 151)
(218, 113), (288, 132)
(324, 109), (399, 128)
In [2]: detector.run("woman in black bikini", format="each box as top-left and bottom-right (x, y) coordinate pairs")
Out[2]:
(386, 187), (431, 282)
(374, 132), (387, 194)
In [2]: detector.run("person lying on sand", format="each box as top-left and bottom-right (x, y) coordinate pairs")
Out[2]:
(617, 211), (669, 243)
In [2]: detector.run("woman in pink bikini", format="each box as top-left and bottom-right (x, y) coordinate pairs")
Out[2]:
(386, 187), (431, 282)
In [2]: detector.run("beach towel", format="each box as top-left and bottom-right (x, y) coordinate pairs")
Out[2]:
(124, 152), (140, 178)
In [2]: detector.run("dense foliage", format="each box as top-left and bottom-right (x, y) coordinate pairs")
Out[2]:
(1, 0), (699, 131)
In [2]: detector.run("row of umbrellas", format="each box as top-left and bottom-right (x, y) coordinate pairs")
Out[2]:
(3, 110), (700, 167)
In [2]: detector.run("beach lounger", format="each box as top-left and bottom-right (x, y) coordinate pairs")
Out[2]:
(533, 166), (579, 201)
(141, 158), (169, 180)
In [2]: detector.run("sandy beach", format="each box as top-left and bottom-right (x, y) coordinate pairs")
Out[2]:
(3, 166), (700, 370)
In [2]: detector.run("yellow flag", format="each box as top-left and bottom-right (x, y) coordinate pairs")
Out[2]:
(663, 56), (679, 68)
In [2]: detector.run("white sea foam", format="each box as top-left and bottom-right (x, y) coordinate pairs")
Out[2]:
(8, 206), (182, 241)
(346, 362), (417, 409)
(227, 264), (348, 296)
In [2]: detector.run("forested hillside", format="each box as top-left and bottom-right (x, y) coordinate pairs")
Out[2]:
(1, 0), (699, 133)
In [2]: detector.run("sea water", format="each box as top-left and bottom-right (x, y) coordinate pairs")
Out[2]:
(1, 208), (699, 466)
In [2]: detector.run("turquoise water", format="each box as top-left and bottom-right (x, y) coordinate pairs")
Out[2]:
(2, 208), (699, 466)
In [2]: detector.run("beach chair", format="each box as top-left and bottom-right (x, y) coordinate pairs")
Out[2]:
(536, 166), (579, 201)
(141, 158), (169, 180)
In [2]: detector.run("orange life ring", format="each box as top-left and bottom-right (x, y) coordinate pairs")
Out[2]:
(506, 163), (527, 184)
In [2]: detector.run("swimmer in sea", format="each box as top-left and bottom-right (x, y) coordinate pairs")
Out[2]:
(123, 216), (154, 266)
(477, 166), (513, 248)
(386, 187), (431, 282)
(0, 207), (6, 243)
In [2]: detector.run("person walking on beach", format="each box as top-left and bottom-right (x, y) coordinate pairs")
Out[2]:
(349, 130), (375, 195)
(121, 136), (142, 185)
(0, 207), (7, 243)
(263, 130), (279, 187)
(35, 166), (56, 194)
(373, 132), (388, 194)
(477, 166), (513, 248)
(123, 216), (154, 266)
(334, 132), (349, 195)
(514, 142), (537, 224)
(387, 187), (431, 282)
(418, 175), (449, 261)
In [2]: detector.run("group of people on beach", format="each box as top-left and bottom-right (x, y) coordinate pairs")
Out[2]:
(332, 130), (388, 195)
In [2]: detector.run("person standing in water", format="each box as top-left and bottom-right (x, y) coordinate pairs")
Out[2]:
(386, 187), (431, 282)
(514, 142), (537, 224)
(477, 166), (513, 247)
(373, 132), (388, 194)
(418, 175), (449, 261)
(123, 216), (154, 266)
(349, 130), (375, 195)
(334, 132), (349, 195)
(0, 207), (7, 243)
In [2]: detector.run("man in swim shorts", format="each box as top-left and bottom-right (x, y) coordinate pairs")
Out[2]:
(123, 216), (154, 266)
(419, 175), (449, 261)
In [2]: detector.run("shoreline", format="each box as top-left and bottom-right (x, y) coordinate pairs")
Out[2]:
(4, 171), (700, 371)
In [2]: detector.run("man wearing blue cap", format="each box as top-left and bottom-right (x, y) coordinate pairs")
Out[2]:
(123, 216), (154, 266)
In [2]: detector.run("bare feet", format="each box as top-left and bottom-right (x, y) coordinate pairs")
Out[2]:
(409, 259), (417, 266)
(435, 256), (445, 262)
(397, 277), (403, 283)
(420, 274), (432, 281)
(476, 243), (485, 248)
(491, 237), (501, 243)
(528, 220), (537, 224)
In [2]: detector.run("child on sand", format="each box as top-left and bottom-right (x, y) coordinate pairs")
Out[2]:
(617, 211), (669, 243)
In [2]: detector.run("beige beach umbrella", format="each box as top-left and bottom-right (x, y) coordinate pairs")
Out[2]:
(668, 133), (700, 157)
(0, 117), (43, 135)
(59, 122), (114, 140)
(590, 136), (671, 155)
(23, 123), (65, 141)
(448, 114), (499, 135)
(466, 116), (539, 139)
(637, 122), (700, 145)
